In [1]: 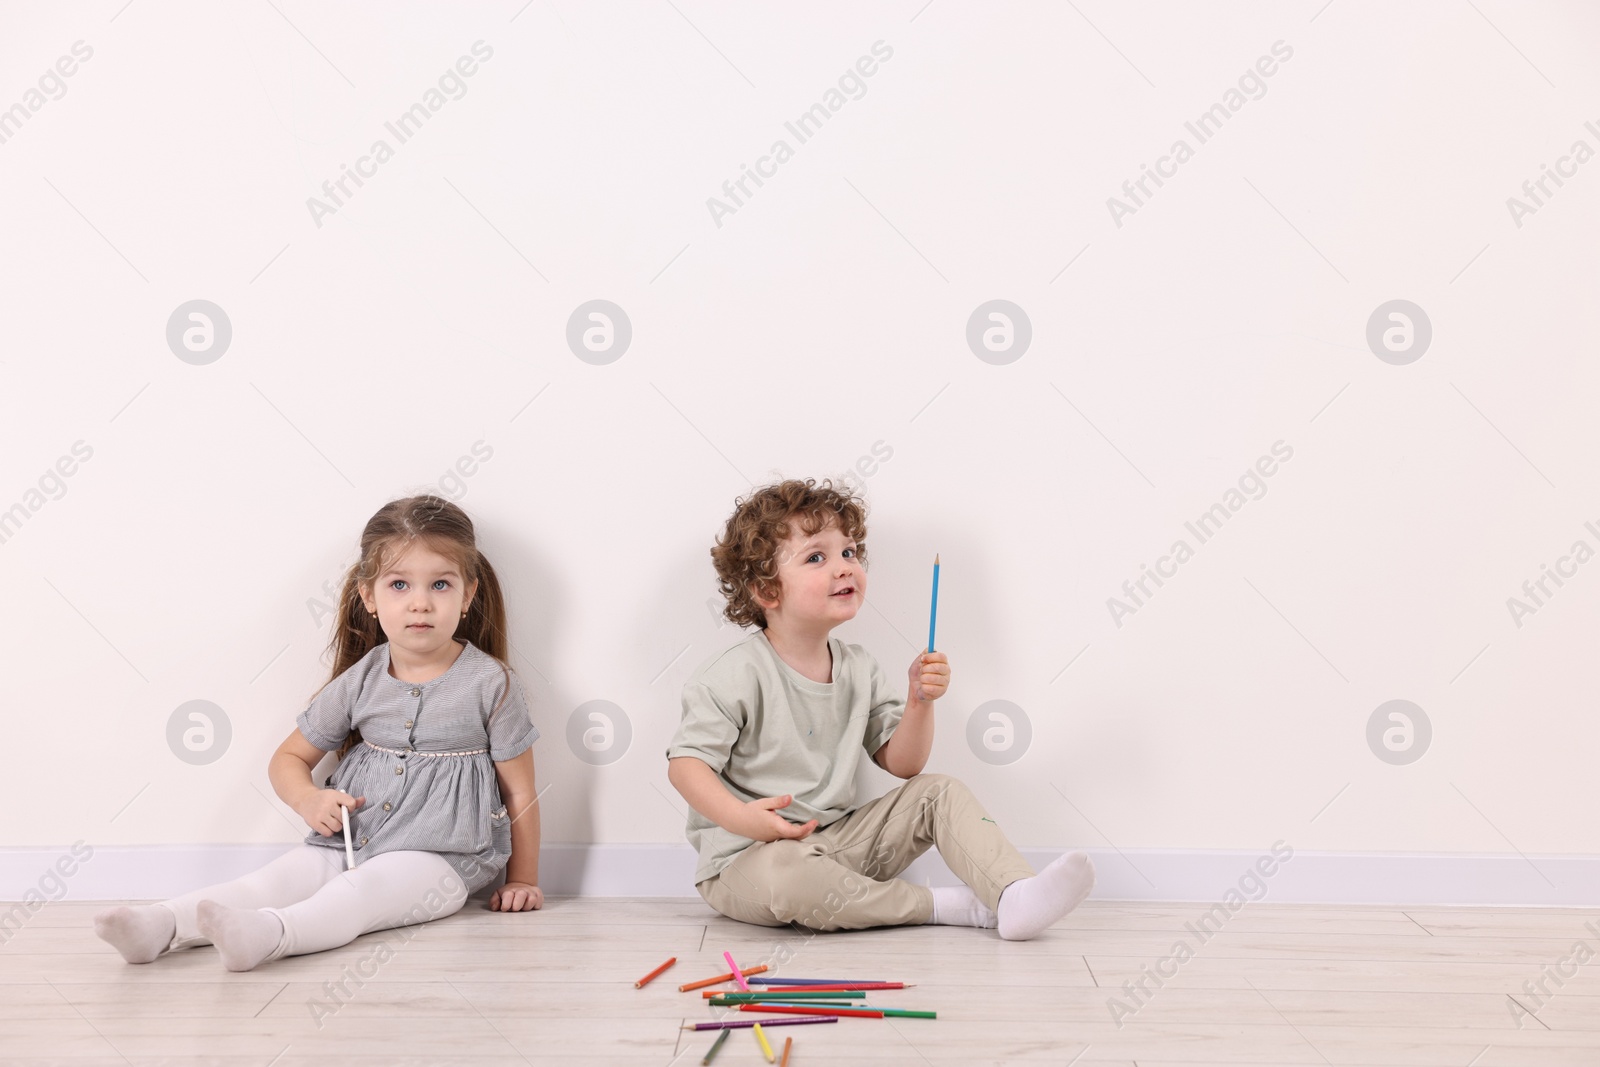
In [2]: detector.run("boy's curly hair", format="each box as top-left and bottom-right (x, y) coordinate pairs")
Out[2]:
(712, 478), (869, 630)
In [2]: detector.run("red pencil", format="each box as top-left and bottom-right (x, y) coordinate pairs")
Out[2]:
(679, 964), (769, 993)
(740, 1004), (885, 1019)
(634, 956), (677, 988)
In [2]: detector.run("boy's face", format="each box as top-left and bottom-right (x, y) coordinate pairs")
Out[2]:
(755, 515), (865, 629)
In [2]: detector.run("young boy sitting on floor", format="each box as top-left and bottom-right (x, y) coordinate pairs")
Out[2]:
(665, 478), (1094, 938)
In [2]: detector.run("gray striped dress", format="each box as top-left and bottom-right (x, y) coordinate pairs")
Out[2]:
(295, 640), (538, 893)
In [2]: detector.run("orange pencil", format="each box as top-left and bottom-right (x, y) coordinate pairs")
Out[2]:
(635, 956), (677, 988)
(780, 1036), (793, 1066)
(740, 1004), (884, 1019)
(679, 963), (769, 993)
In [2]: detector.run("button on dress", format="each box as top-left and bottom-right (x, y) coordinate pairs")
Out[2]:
(295, 640), (538, 893)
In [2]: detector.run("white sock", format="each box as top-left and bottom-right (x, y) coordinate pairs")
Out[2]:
(196, 900), (284, 972)
(996, 850), (1095, 941)
(92, 904), (176, 964)
(929, 886), (996, 928)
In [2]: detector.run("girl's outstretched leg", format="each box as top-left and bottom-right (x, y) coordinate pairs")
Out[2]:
(94, 845), (343, 963)
(200, 850), (467, 971)
(93, 905), (176, 964)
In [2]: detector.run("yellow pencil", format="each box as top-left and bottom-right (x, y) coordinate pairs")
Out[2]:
(753, 1022), (775, 1063)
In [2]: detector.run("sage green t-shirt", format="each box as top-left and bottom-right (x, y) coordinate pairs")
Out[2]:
(665, 630), (906, 884)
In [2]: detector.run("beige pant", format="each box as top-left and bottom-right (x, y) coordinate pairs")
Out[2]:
(698, 773), (1035, 931)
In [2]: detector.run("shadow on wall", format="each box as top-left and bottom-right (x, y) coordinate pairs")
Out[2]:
(464, 517), (583, 894)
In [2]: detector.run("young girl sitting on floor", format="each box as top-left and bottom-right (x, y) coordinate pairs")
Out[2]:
(94, 495), (543, 971)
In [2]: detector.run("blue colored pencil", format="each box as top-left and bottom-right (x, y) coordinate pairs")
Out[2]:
(927, 554), (940, 652)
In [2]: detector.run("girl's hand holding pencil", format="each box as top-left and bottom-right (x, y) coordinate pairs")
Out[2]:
(907, 651), (949, 704)
(292, 788), (366, 837)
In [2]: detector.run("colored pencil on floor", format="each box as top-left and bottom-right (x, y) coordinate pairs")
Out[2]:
(723, 951), (751, 991)
(707, 991), (867, 1001)
(679, 964), (769, 992)
(748, 978), (885, 986)
(701, 1027), (730, 1065)
(753, 1022), (775, 1063)
(838, 1004), (938, 1019)
(780, 1035), (793, 1067)
(744, 1003), (864, 1012)
(737, 1003), (936, 1020)
(682, 1017), (837, 1032)
(740, 1004), (885, 1019)
(634, 956), (676, 988)
(741, 982), (908, 992)
(711, 998), (855, 1006)
(711, 1002), (859, 1010)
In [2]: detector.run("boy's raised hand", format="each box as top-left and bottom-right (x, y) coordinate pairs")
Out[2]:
(294, 788), (366, 837)
(743, 795), (818, 842)
(908, 651), (950, 703)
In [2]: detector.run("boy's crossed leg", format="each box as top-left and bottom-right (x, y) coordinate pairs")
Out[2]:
(701, 773), (1093, 938)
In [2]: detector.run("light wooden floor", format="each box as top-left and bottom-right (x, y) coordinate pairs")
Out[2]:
(2, 898), (1598, 1065)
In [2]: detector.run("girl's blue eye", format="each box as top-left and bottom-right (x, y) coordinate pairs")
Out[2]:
(390, 580), (407, 590)
(432, 580), (450, 590)
(807, 552), (823, 564)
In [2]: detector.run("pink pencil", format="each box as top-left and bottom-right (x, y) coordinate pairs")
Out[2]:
(724, 951), (751, 992)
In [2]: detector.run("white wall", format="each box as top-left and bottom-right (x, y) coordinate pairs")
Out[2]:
(2, 1), (1597, 903)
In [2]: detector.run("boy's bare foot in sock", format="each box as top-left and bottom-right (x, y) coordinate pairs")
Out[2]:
(93, 904), (176, 964)
(196, 900), (283, 972)
(929, 886), (996, 928)
(996, 850), (1095, 941)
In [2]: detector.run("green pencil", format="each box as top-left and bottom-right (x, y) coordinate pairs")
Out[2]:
(701, 1027), (731, 1064)
(852, 1004), (938, 1019)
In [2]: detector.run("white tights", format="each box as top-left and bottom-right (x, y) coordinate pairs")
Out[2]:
(162, 845), (468, 961)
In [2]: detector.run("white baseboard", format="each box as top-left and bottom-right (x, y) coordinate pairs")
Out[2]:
(3, 843), (1597, 906)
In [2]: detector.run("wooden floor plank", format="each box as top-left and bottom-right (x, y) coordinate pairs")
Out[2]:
(0, 900), (1594, 1065)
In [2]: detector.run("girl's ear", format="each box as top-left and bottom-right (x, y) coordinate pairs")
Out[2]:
(358, 581), (376, 614)
(464, 578), (479, 610)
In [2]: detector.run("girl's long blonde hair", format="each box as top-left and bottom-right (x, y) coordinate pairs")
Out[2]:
(322, 495), (512, 761)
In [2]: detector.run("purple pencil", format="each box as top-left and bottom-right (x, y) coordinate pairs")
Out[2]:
(683, 1016), (839, 1032)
